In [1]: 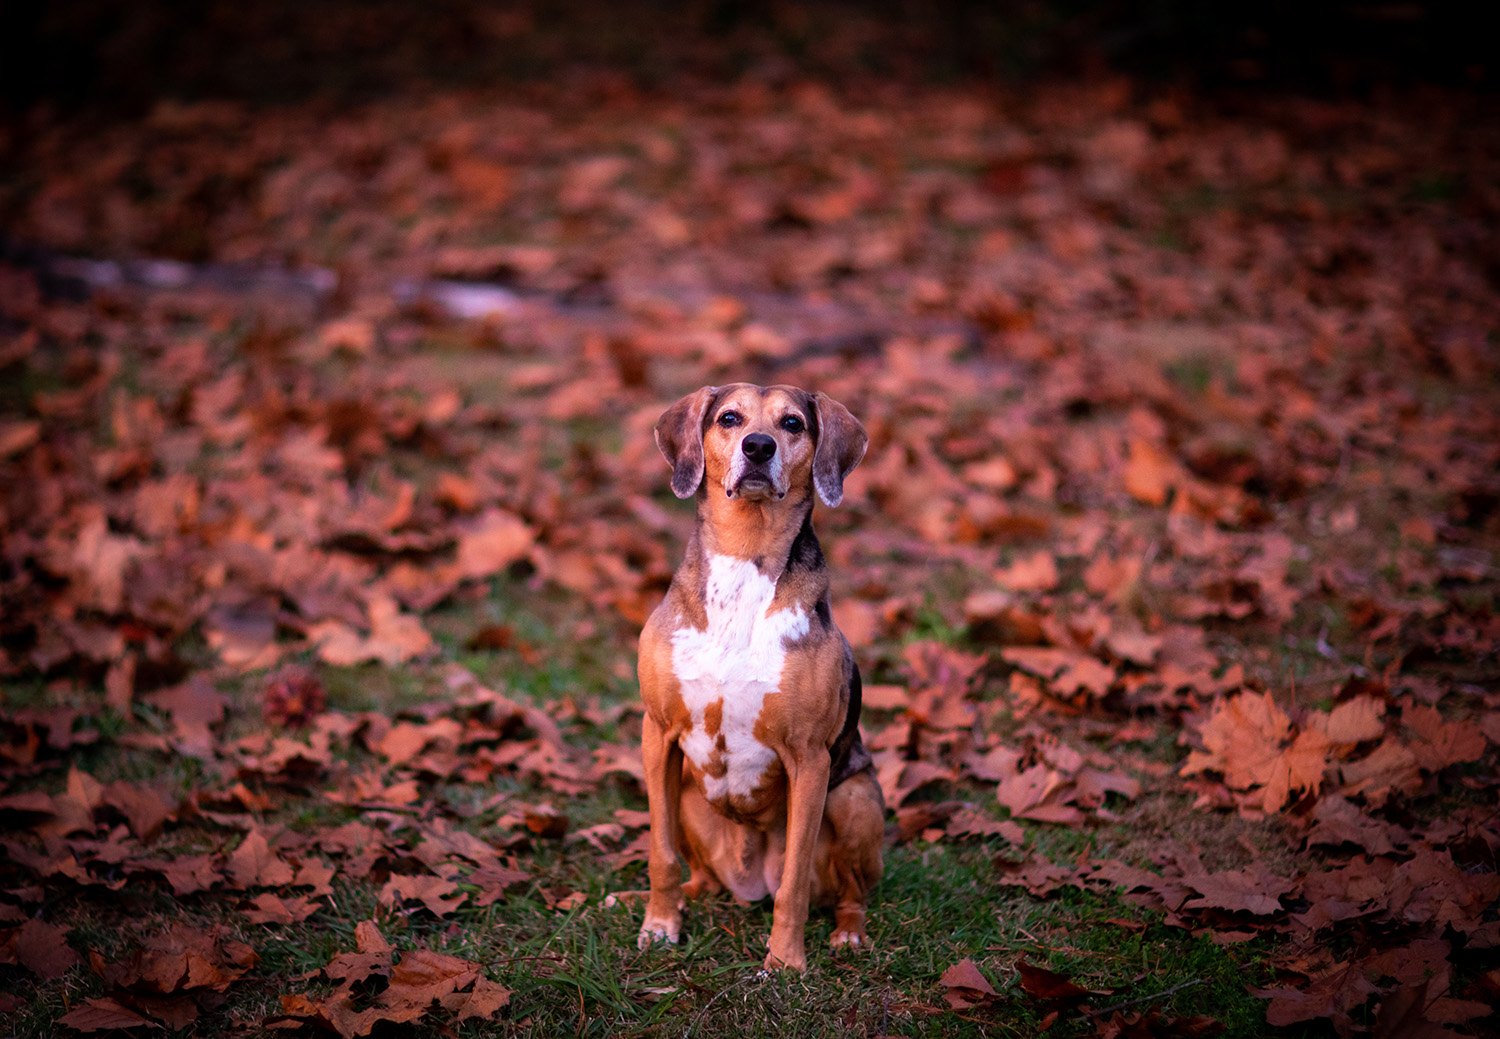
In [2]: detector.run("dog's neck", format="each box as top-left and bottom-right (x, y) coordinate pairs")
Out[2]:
(692, 487), (814, 581)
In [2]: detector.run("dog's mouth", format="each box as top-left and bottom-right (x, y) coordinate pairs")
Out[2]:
(727, 473), (782, 501)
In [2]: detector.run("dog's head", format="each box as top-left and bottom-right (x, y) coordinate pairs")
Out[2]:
(655, 384), (867, 507)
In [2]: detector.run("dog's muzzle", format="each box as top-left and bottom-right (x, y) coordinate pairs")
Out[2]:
(727, 433), (784, 500)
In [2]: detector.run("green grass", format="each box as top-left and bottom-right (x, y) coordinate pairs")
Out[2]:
(5, 839), (1281, 1039)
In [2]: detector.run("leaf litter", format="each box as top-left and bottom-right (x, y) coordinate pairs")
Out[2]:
(1, 25), (1499, 1037)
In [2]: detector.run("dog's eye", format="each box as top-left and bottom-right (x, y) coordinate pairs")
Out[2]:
(780, 415), (804, 434)
(717, 411), (742, 428)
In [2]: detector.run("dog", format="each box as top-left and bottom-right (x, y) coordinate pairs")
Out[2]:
(634, 383), (884, 971)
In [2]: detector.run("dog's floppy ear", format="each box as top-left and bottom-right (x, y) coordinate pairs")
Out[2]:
(654, 386), (718, 498)
(811, 392), (867, 507)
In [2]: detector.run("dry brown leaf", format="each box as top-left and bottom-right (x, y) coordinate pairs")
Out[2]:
(940, 957), (996, 995)
(1339, 738), (1423, 805)
(997, 550), (1059, 592)
(0, 420), (41, 458)
(1016, 957), (1109, 1001)
(831, 600), (879, 647)
(1181, 866), (1296, 916)
(324, 920), (394, 986)
(376, 721), (435, 765)
(1403, 704), (1487, 772)
(940, 957), (998, 1009)
(443, 976), (512, 1022)
(1181, 691), (1326, 811)
(379, 874), (468, 916)
(455, 509), (534, 579)
(1123, 437), (1176, 506)
(1259, 729), (1332, 814)
(58, 997), (157, 1033)
(101, 782), (174, 841)
(1318, 696), (1386, 746)
(240, 892), (320, 924)
(1251, 963), (1378, 1030)
(226, 829), (296, 890)
(15, 919), (80, 980)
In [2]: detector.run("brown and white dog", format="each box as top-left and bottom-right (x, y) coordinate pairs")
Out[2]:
(635, 383), (885, 971)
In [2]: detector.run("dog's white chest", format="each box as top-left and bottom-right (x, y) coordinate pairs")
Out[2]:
(671, 553), (808, 802)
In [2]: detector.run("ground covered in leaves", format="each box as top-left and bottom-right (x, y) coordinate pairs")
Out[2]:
(2, 30), (1500, 1039)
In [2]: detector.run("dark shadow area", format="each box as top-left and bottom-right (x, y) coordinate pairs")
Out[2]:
(2, 0), (1492, 118)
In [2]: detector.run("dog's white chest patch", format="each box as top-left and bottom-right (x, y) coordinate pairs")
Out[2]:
(671, 553), (808, 803)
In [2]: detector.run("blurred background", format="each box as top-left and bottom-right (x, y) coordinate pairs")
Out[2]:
(1, 0), (1492, 114)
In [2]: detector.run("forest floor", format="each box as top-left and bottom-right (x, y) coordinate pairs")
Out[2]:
(2, 17), (1499, 1037)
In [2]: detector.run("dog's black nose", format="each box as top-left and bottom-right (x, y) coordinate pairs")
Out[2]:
(741, 433), (776, 464)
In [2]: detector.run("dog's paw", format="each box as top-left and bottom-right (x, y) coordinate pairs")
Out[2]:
(637, 913), (682, 949)
(762, 943), (807, 972)
(830, 928), (869, 951)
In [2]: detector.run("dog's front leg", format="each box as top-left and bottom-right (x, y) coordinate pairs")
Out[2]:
(765, 747), (830, 971)
(639, 712), (686, 947)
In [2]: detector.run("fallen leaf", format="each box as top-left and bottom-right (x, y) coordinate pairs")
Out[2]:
(443, 976), (512, 1022)
(1123, 438), (1176, 506)
(940, 957), (998, 1009)
(58, 997), (158, 1033)
(379, 874), (468, 916)
(324, 920), (394, 985)
(1251, 962), (1378, 1030)
(241, 892), (320, 924)
(1317, 696), (1386, 745)
(1180, 866), (1296, 916)
(455, 509), (534, 579)
(997, 550), (1059, 592)
(16, 919), (80, 979)
(226, 829), (296, 889)
(1016, 957), (1110, 1001)
(940, 958), (996, 995)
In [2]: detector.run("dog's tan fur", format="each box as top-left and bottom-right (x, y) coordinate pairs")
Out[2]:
(635, 383), (884, 971)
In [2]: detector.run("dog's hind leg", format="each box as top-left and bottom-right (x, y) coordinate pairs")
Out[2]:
(814, 769), (885, 950)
